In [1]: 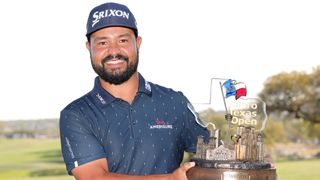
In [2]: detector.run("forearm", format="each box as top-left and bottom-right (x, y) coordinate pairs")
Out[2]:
(73, 159), (194, 180)
(76, 172), (172, 180)
(90, 162), (194, 180)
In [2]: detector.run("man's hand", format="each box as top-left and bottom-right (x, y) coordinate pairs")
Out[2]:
(169, 162), (195, 180)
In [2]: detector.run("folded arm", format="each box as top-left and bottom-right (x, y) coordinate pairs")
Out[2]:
(72, 158), (195, 180)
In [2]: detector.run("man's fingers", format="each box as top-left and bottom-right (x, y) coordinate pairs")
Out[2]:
(182, 161), (195, 171)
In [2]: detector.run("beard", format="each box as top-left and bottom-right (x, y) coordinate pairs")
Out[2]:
(91, 52), (139, 85)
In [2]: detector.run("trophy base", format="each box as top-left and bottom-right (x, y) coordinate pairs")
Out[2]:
(187, 159), (277, 180)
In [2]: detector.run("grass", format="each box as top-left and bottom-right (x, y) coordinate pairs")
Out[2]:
(0, 138), (73, 180)
(0, 138), (319, 180)
(276, 159), (320, 180)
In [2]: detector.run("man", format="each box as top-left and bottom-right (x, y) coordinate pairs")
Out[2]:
(60, 2), (209, 180)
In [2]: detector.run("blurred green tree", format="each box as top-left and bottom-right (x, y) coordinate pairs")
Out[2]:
(263, 118), (287, 145)
(259, 66), (320, 123)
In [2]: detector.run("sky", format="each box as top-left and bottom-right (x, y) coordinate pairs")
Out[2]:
(0, 0), (319, 120)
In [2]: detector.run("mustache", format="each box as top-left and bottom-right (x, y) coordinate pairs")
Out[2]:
(101, 54), (129, 64)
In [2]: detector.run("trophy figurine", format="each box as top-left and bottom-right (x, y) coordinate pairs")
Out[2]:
(187, 79), (277, 180)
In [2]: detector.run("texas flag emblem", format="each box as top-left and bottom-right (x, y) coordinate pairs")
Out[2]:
(222, 79), (247, 100)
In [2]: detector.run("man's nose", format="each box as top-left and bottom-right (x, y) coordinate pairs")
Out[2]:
(107, 42), (121, 55)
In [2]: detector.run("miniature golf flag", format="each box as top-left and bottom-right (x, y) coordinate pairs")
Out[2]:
(223, 79), (236, 98)
(234, 82), (247, 100)
(223, 79), (247, 100)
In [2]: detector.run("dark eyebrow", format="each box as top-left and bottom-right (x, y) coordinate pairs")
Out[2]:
(93, 36), (108, 42)
(118, 33), (132, 38)
(93, 33), (132, 41)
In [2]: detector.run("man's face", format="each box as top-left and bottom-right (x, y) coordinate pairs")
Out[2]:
(87, 27), (141, 85)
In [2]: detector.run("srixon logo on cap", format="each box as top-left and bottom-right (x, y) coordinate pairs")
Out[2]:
(92, 9), (130, 27)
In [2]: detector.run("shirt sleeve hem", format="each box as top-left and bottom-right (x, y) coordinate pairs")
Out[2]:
(67, 153), (107, 175)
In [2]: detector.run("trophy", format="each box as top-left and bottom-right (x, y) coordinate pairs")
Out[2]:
(187, 79), (277, 180)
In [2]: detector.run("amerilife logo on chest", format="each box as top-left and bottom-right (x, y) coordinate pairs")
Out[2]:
(149, 119), (173, 129)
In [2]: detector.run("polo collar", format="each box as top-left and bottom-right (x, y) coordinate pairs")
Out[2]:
(92, 73), (152, 105)
(137, 73), (152, 96)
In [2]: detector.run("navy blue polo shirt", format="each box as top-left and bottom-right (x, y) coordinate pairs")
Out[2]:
(60, 74), (209, 175)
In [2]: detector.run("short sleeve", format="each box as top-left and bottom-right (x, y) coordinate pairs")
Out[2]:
(183, 98), (209, 152)
(59, 109), (106, 175)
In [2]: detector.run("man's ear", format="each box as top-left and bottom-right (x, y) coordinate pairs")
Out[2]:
(136, 36), (142, 49)
(86, 41), (90, 51)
